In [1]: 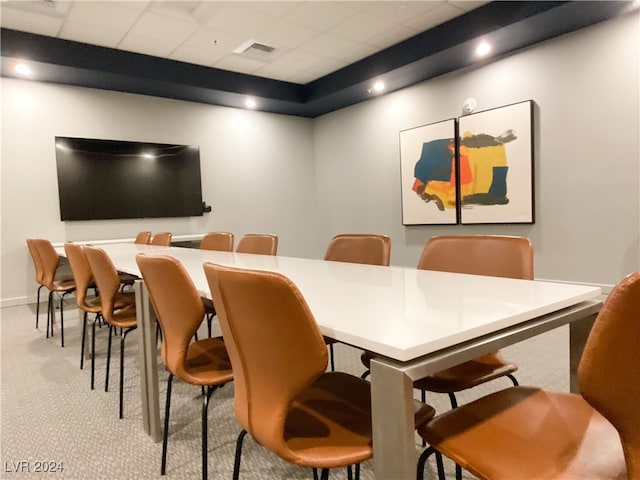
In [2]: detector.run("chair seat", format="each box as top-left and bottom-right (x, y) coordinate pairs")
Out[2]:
(179, 337), (233, 386)
(83, 292), (134, 315)
(283, 372), (435, 469)
(418, 386), (627, 480)
(51, 277), (76, 292)
(118, 271), (139, 286)
(361, 351), (517, 393)
(413, 353), (518, 393)
(108, 305), (137, 329)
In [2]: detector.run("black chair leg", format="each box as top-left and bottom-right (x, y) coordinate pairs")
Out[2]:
(320, 468), (329, 480)
(80, 311), (88, 369)
(59, 292), (67, 348)
(35, 284), (44, 328)
(119, 327), (136, 419)
(161, 374), (174, 475)
(348, 465), (360, 480)
(417, 446), (445, 480)
(105, 325), (113, 392)
(455, 463), (462, 480)
(508, 373), (519, 386)
(46, 291), (53, 338)
(201, 385), (215, 480)
(91, 319), (97, 390)
(360, 369), (370, 380)
(448, 392), (458, 409)
(232, 429), (248, 480)
(328, 343), (335, 372)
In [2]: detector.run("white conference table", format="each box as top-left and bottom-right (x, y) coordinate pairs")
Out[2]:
(92, 243), (602, 480)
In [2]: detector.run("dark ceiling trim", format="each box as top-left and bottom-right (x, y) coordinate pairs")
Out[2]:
(0, 1), (632, 118)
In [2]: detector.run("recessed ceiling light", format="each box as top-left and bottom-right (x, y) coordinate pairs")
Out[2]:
(245, 98), (257, 109)
(476, 41), (492, 57)
(14, 62), (33, 76)
(368, 81), (385, 94)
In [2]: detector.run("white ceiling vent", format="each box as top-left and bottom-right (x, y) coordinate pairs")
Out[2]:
(233, 39), (277, 62)
(3, 0), (70, 17)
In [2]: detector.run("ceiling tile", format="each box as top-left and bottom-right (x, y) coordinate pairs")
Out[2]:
(362, 1), (446, 24)
(328, 11), (396, 43)
(59, 21), (125, 49)
(405, 3), (467, 32)
(118, 33), (183, 58)
(213, 54), (266, 75)
(200, 4), (275, 36)
(240, 1), (303, 18)
(258, 20), (320, 50)
(0, 8), (63, 37)
(169, 43), (227, 67)
(180, 26), (246, 54)
(66, 1), (142, 30)
(299, 33), (360, 59)
(283, 2), (358, 31)
(129, 10), (198, 42)
(366, 24), (419, 49)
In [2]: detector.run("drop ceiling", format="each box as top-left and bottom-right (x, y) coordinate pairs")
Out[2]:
(0, 1), (634, 117)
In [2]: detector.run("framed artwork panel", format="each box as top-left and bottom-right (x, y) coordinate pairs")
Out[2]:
(399, 119), (458, 225)
(457, 100), (534, 224)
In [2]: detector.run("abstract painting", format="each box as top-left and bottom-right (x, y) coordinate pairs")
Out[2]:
(457, 100), (534, 224)
(399, 119), (458, 225)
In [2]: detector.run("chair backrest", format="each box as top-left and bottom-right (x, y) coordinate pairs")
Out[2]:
(417, 235), (534, 280)
(83, 245), (122, 323)
(136, 254), (205, 376)
(134, 231), (151, 244)
(578, 272), (640, 478)
(324, 233), (391, 266)
(150, 232), (172, 246)
(200, 232), (234, 252)
(235, 234), (278, 256)
(26, 238), (44, 285)
(64, 242), (93, 309)
(204, 262), (327, 459)
(32, 238), (62, 288)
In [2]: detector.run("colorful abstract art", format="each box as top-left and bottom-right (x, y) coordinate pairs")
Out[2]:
(399, 119), (458, 225)
(399, 100), (534, 225)
(458, 100), (534, 224)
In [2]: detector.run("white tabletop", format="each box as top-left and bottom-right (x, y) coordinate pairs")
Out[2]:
(98, 243), (602, 362)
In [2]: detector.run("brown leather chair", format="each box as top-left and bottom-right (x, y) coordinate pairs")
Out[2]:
(235, 233), (278, 255)
(416, 271), (640, 480)
(26, 239), (46, 329)
(150, 232), (172, 246)
(134, 231), (152, 244)
(203, 261), (435, 480)
(117, 232), (150, 288)
(324, 233), (391, 266)
(136, 254), (233, 479)
(32, 238), (76, 347)
(323, 233), (391, 371)
(362, 235), (531, 409)
(200, 232), (235, 337)
(200, 232), (234, 252)
(64, 242), (134, 388)
(84, 245), (137, 419)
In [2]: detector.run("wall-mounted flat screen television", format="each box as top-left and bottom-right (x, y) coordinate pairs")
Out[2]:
(55, 137), (204, 221)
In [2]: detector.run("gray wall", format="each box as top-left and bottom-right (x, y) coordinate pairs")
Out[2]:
(314, 12), (639, 289)
(2, 12), (638, 305)
(1, 84), (318, 305)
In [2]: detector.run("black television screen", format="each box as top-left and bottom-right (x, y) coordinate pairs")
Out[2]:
(55, 137), (204, 221)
